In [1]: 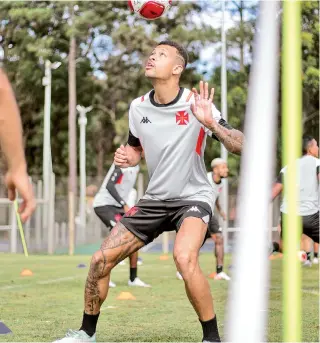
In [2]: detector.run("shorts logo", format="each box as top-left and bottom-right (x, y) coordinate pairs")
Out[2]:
(140, 117), (151, 124)
(187, 206), (200, 213)
(125, 206), (139, 217)
(114, 214), (122, 222)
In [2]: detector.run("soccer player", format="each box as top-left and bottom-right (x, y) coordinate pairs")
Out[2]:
(272, 135), (320, 258)
(0, 69), (35, 222)
(207, 158), (231, 280)
(54, 41), (244, 343)
(93, 163), (150, 288)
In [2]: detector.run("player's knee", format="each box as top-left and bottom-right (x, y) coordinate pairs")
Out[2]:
(173, 250), (198, 275)
(90, 250), (115, 278)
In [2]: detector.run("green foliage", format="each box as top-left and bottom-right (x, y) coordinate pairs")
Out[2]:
(0, 0), (318, 180)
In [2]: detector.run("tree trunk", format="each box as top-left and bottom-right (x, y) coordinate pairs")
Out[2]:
(68, 34), (77, 197)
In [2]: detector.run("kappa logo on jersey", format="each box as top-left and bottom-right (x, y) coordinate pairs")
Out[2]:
(187, 206), (200, 213)
(176, 111), (189, 125)
(219, 187), (223, 193)
(125, 206), (139, 217)
(140, 117), (152, 124)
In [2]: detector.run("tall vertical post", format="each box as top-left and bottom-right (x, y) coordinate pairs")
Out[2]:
(221, 0), (229, 251)
(77, 105), (92, 243)
(282, 1), (302, 341)
(42, 60), (52, 238)
(226, 2), (280, 342)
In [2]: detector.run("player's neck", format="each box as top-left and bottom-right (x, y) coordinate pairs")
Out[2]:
(153, 81), (180, 105)
(213, 173), (221, 184)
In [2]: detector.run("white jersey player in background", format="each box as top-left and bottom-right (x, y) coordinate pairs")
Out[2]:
(272, 135), (319, 264)
(54, 40), (244, 343)
(93, 163), (150, 287)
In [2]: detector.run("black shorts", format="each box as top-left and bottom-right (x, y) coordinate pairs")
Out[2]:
(207, 216), (222, 235)
(94, 205), (124, 228)
(120, 199), (212, 244)
(280, 211), (319, 243)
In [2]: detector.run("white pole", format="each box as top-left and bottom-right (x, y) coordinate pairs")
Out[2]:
(226, 2), (280, 343)
(221, 0), (229, 252)
(42, 60), (52, 235)
(77, 105), (92, 243)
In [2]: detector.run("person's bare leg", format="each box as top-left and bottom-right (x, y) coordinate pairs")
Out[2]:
(211, 233), (224, 270)
(301, 234), (312, 262)
(81, 223), (144, 336)
(173, 217), (220, 342)
(129, 251), (138, 268)
(129, 251), (138, 281)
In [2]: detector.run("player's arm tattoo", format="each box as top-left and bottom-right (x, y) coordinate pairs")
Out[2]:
(209, 123), (244, 155)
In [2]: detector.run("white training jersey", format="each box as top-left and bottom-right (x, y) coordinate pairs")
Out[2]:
(207, 172), (224, 204)
(278, 155), (320, 216)
(93, 164), (140, 208)
(127, 87), (233, 211)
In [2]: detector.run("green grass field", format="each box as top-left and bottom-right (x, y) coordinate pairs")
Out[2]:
(0, 252), (318, 342)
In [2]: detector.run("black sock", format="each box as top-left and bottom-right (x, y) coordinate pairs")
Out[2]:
(314, 252), (318, 258)
(130, 267), (137, 282)
(79, 312), (100, 337)
(216, 265), (223, 274)
(200, 316), (220, 342)
(307, 252), (312, 261)
(272, 241), (280, 252)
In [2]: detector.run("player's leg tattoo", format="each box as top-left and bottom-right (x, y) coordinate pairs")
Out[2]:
(84, 222), (144, 314)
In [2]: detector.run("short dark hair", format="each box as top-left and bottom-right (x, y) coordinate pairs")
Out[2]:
(302, 135), (314, 155)
(157, 40), (189, 69)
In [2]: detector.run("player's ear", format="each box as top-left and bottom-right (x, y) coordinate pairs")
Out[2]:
(172, 64), (183, 76)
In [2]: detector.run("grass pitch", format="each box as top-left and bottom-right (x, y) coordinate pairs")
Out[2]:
(0, 252), (318, 342)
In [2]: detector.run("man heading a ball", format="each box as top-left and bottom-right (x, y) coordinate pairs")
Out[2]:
(55, 41), (244, 343)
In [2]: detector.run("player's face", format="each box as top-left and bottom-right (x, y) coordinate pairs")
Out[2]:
(216, 163), (229, 178)
(145, 45), (184, 80)
(308, 139), (319, 157)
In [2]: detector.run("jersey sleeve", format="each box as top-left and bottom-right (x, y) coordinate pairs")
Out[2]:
(106, 166), (126, 206)
(127, 103), (141, 147)
(204, 104), (234, 141)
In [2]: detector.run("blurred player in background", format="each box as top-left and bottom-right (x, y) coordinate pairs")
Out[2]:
(93, 163), (150, 288)
(272, 135), (319, 264)
(176, 158), (231, 281)
(207, 158), (231, 280)
(0, 69), (35, 222)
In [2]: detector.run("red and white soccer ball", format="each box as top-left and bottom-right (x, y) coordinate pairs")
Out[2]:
(297, 250), (307, 262)
(128, 0), (172, 20)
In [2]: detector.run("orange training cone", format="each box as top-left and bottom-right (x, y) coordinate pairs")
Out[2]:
(20, 269), (33, 276)
(116, 292), (136, 300)
(159, 254), (169, 260)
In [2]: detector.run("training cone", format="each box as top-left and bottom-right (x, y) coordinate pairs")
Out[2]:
(0, 322), (12, 334)
(208, 272), (217, 279)
(20, 269), (33, 276)
(159, 254), (169, 261)
(116, 292), (136, 300)
(269, 253), (283, 261)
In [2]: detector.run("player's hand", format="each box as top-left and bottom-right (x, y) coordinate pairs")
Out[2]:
(123, 204), (130, 213)
(191, 81), (216, 128)
(114, 145), (130, 168)
(5, 166), (36, 222)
